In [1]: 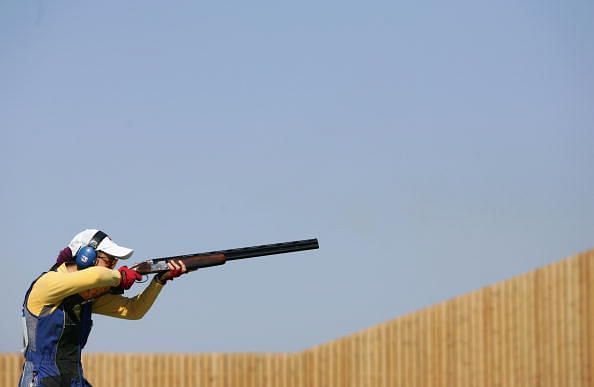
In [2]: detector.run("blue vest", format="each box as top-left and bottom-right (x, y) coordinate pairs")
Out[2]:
(20, 269), (94, 387)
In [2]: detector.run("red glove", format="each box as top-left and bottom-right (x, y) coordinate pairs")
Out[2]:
(155, 260), (187, 285)
(118, 266), (142, 290)
(156, 267), (184, 284)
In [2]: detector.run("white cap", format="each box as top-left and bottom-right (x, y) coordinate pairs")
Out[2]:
(68, 229), (134, 259)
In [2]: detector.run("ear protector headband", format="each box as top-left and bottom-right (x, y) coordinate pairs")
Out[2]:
(75, 231), (108, 270)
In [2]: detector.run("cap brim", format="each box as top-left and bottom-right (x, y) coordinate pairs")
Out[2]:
(97, 237), (134, 259)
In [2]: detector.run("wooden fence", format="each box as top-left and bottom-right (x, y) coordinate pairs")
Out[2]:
(2, 249), (592, 386)
(301, 249), (593, 386)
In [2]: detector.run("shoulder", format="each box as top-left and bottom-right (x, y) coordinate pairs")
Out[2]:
(32, 270), (59, 287)
(27, 272), (60, 314)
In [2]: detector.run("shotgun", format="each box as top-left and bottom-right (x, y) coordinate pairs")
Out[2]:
(131, 238), (319, 275)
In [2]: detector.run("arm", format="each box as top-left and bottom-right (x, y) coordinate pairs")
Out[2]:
(27, 265), (121, 316)
(91, 259), (187, 320)
(91, 277), (164, 320)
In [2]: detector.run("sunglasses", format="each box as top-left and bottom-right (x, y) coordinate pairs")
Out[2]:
(97, 253), (119, 267)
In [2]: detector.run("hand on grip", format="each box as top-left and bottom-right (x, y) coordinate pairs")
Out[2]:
(118, 266), (142, 290)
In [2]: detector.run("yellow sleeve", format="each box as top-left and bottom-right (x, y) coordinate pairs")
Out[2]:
(27, 265), (121, 316)
(91, 278), (164, 320)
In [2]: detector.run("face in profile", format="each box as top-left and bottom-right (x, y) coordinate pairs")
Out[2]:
(96, 252), (119, 269)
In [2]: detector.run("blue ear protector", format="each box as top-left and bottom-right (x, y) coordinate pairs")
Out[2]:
(75, 231), (108, 270)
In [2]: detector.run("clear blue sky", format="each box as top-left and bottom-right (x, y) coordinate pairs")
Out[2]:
(1, 0), (593, 353)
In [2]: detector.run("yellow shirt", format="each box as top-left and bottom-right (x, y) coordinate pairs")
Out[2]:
(27, 263), (164, 320)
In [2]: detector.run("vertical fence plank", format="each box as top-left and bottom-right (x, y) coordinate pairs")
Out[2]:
(578, 252), (593, 386)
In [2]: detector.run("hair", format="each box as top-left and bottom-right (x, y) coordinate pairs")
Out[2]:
(56, 246), (73, 265)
